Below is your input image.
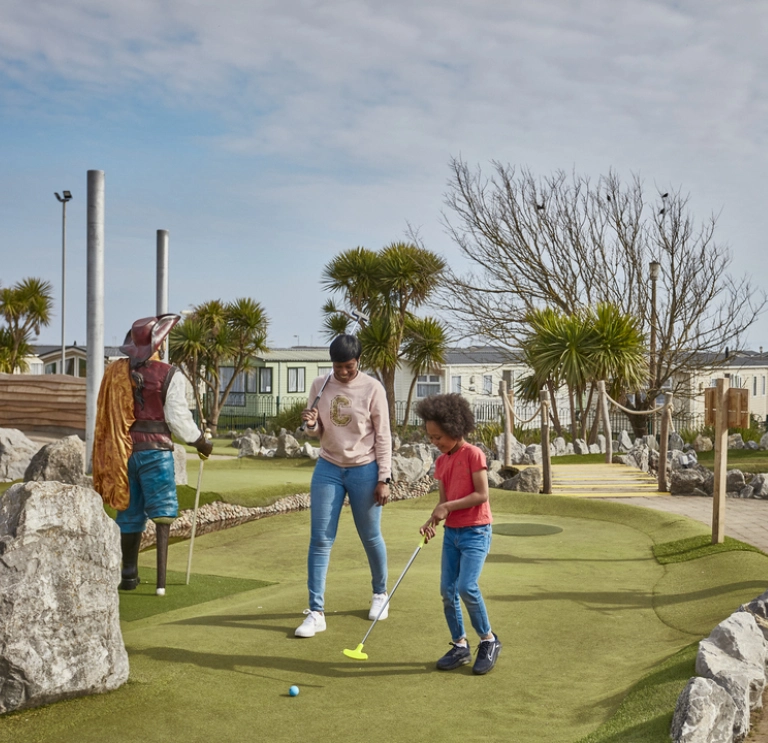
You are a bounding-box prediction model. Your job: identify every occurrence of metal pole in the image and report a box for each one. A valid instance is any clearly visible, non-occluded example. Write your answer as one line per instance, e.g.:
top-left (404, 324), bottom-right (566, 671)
top-left (156, 229), bottom-right (169, 362)
top-left (61, 199), bottom-right (67, 375)
top-left (85, 170), bottom-right (105, 473)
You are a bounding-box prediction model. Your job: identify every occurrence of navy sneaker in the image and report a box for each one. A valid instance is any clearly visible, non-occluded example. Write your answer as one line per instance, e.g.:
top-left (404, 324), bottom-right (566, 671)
top-left (436, 642), bottom-right (472, 671)
top-left (472, 634), bottom-right (502, 675)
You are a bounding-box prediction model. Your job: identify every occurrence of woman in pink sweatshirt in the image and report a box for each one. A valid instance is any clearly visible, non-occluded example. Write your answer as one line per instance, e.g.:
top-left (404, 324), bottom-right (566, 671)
top-left (295, 334), bottom-right (392, 638)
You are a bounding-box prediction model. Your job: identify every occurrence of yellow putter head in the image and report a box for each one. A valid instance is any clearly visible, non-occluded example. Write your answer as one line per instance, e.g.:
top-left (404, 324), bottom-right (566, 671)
top-left (343, 644), bottom-right (368, 660)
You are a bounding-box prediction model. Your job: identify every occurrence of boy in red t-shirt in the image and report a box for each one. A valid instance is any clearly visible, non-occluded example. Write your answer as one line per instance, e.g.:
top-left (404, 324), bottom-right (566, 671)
top-left (416, 393), bottom-right (501, 675)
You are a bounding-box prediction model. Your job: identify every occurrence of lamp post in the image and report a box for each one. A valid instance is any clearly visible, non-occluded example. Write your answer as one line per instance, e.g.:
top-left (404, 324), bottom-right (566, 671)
top-left (54, 190), bottom-right (73, 375)
top-left (649, 260), bottom-right (660, 434)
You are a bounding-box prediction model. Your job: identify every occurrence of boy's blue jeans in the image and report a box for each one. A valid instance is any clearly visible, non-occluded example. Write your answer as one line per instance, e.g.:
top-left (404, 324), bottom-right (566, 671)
top-left (307, 457), bottom-right (388, 612)
top-left (441, 524), bottom-right (492, 641)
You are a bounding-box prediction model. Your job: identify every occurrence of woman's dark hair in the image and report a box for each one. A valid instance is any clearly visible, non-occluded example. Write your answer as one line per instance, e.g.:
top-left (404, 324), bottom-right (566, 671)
top-left (415, 393), bottom-right (475, 439)
top-left (329, 334), bottom-right (362, 362)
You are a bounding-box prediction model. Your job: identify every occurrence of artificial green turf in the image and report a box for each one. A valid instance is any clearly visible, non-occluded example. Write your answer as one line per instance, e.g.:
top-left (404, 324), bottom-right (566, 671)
top-left (192, 455), bottom-right (315, 508)
top-left (574, 643), bottom-right (698, 743)
top-left (654, 533), bottom-right (764, 564)
top-left (5, 493), bottom-right (767, 743)
top-left (119, 566), bottom-right (274, 622)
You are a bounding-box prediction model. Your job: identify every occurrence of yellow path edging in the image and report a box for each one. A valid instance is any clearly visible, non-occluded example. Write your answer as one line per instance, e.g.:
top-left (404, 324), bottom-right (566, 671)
top-left (550, 463), bottom-right (663, 498)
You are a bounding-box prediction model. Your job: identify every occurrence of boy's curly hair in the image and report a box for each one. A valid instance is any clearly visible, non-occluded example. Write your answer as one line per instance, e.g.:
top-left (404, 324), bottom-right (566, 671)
top-left (415, 393), bottom-right (475, 439)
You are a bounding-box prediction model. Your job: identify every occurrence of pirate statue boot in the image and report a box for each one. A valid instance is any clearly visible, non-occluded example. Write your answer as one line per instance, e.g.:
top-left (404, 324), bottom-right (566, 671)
top-left (155, 520), bottom-right (172, 596)
top-left (119, 532), bottom-right (142, 590)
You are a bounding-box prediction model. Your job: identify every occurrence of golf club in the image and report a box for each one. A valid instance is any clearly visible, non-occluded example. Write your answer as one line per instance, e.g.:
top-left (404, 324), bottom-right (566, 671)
top-left (185, 429), bottom-right (211, 585)
top-left (343, 535), bottom-right (427, 660)
top-left (299, 370), bottom-right (333, 432)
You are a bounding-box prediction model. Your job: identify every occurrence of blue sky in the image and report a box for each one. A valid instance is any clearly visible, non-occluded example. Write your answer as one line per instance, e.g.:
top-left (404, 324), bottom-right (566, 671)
top-left (1, 0), bottom-right (767, 350)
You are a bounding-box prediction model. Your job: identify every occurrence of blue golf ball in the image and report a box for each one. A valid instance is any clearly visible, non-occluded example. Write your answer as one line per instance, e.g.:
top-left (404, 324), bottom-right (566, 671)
top-left (289, 685), bottom-right (299, 697)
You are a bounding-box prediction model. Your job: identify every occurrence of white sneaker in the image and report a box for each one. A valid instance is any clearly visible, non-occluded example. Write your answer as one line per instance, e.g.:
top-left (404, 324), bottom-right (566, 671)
top-left (295, 610), bottom-right (326, 638)
top-left (369, 593), bottom-right (389, 621)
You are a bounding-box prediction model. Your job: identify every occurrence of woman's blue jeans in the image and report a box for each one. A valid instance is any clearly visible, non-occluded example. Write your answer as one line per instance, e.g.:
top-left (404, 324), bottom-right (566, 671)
top-left (441, 524), bottom-right (492, 641)
top-left (307, 457), bottom-right (387, 612)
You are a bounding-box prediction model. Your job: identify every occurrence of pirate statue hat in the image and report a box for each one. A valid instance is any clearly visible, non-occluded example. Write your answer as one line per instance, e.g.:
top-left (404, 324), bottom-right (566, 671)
top-left (119, 314), bottom-right (180, 367)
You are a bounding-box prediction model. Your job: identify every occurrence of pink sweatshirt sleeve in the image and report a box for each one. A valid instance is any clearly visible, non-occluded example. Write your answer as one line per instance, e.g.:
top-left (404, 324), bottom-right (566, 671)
top-left (370, 382), bottom-right (392, 481)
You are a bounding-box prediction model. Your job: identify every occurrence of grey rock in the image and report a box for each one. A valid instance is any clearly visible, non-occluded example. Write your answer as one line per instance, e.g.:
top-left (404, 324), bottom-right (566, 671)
top-left (500, 467), bottom-right (542, 493)
top-left (693, 434), bottom-right (714, 453)
top-left (747, 474), bottom-right (768, 499)
top-left (738, 486), bottom-right (754, 499)
top-left (391, 434), bottom-right (401, 451)
top-left (23, 435), bottom-right (87, 486)
top-left (0, 481), bottom-right (129, 714)
top-left (597, 434), bottom-right (606, 453)
top-left (670, 676), bottom-right (737, 743)
top-left (746, 441), bottom-right (759, 451)
top-left (729, 434), bottom-right (745, 450)
top-left (173, 443), bottom-right (187, 486)
top-left (261, 434), bottom-right (279, 449)
top-left (392, 455), bottom-right (429, 484)
top-left (726, 470), bottom-right (747, 496)
top-left (276, 432), bottom-right (301, 458)
top-left (669, 432), bottom-right (685, 451)
top-left (573, 438), bottom-right (589, 455)
top-left (237, 433), bottom-right (263, 458)
top-left (525, 444), bottom-right (542, 465)
top-left (0, 428), bottom-right (40, 482)
top-left (552, 437), bottom-right (567, 456)
top-left (618, 430), bottom-right (633, 452)
top-left (300, 442), bottom-right (319, 460)
top-left (695, 612), bottom-right (767, 740)
top-left (494, 434), bottom-right (527, 464)
top-left (671, 465), bottom-right (715, 496)
top-left (588, 443), bottom-right (600, 454)
top-left (642, 434), bottom-right (658, 451)
top-left (760, 433), bottom-right (768, 451)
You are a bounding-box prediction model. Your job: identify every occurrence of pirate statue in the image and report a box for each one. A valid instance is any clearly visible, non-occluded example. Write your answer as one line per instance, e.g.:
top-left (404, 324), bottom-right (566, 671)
top-left (93, 314), bottom-right (213, 596)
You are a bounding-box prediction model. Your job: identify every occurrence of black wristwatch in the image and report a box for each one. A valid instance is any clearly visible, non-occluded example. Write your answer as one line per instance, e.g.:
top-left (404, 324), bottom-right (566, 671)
top-left (379, 478), bottom-right (391, 485)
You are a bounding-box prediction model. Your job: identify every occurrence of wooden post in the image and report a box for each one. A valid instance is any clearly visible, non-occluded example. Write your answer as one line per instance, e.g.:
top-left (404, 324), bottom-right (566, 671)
top-left (657, 392), bottom-right (672, 492)
top-left (712, 378), bottom-right (729, 544)
top-left (499, 380), bottom-right (512, 467)
top-left (540, 388), bottom-right (552, 494)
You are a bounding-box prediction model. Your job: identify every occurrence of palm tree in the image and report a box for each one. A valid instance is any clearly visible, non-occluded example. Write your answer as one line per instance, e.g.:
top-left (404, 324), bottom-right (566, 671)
top-left (516, 303), bottom-right (646, 440)
top-left (0, 278), bottom-right (53, 373)
top-left (400, 316), bottom-right (448, 426)
top-left (169, 298), bottom-right (269, 433)
top-left (321, 242), bottom-right (447, 429)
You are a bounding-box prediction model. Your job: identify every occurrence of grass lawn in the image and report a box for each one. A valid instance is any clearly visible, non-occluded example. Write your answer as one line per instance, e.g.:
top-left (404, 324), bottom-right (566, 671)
top-left (2, 483), bottom-right (766, 743)
top-left (696, 447), bottom-right (768, 475)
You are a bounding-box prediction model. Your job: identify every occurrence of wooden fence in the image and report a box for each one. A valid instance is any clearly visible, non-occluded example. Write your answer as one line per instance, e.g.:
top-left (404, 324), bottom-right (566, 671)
top-left (0, 374), bottom-right (86, 436)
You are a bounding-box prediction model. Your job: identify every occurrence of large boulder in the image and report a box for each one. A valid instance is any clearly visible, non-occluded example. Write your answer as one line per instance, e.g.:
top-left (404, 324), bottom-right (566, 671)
top-left (392, 444), bottom-right (436, 483)
top-left (237, 433), bottom-right (263, 458)
top-left (746, 474), bottom-right (768, 499)
top-left (494, 434), bottom-right (527, 464)
top-left (669, 432), bottom-right (685, 452)
top-left (525, 444), bottom-right (542, 465)
top-left (670, 676), bottom-right (737, 743)
top-left (728, 434), bottom-right (745, 450)
top-left (695, 612), bottom-right (767, 741)
top-left (276, 432), bottom-right (301, 458)
top-left (693, 434), bottom-right (714, 453)
top-left (0, 481), bottom-right (129, 714)
top-left (551, 436), bottom-right (567, 456)
top-left (0, 428), bottom-right (40, 482)
top-left (671, 465), bottom-right (714, 496)
top-left (573, 438), bottom-right (589, 455)
top-left (500, 467), bottom-right (542, 493)
top-left (23, 435), bottom-right (87, 486)
top-left (760, 433), bottom-right (768, 451)
top-left (726, 470), bottom-right (747, 497)
top-left (617, 430), bottom-right (634, 452)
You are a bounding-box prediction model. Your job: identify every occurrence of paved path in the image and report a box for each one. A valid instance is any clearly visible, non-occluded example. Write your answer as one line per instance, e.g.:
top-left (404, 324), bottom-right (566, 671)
top-left (549, 462), bottom-right (768, 553)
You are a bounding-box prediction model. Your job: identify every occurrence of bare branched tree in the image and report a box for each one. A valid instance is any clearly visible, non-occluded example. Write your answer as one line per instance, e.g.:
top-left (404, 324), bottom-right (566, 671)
top-left (441, 158), bottom-right (766, 434)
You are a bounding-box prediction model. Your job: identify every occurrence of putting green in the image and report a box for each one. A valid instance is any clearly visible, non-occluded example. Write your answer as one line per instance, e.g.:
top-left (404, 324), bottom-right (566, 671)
top-left (2, 493), bottom-right (766, 743)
